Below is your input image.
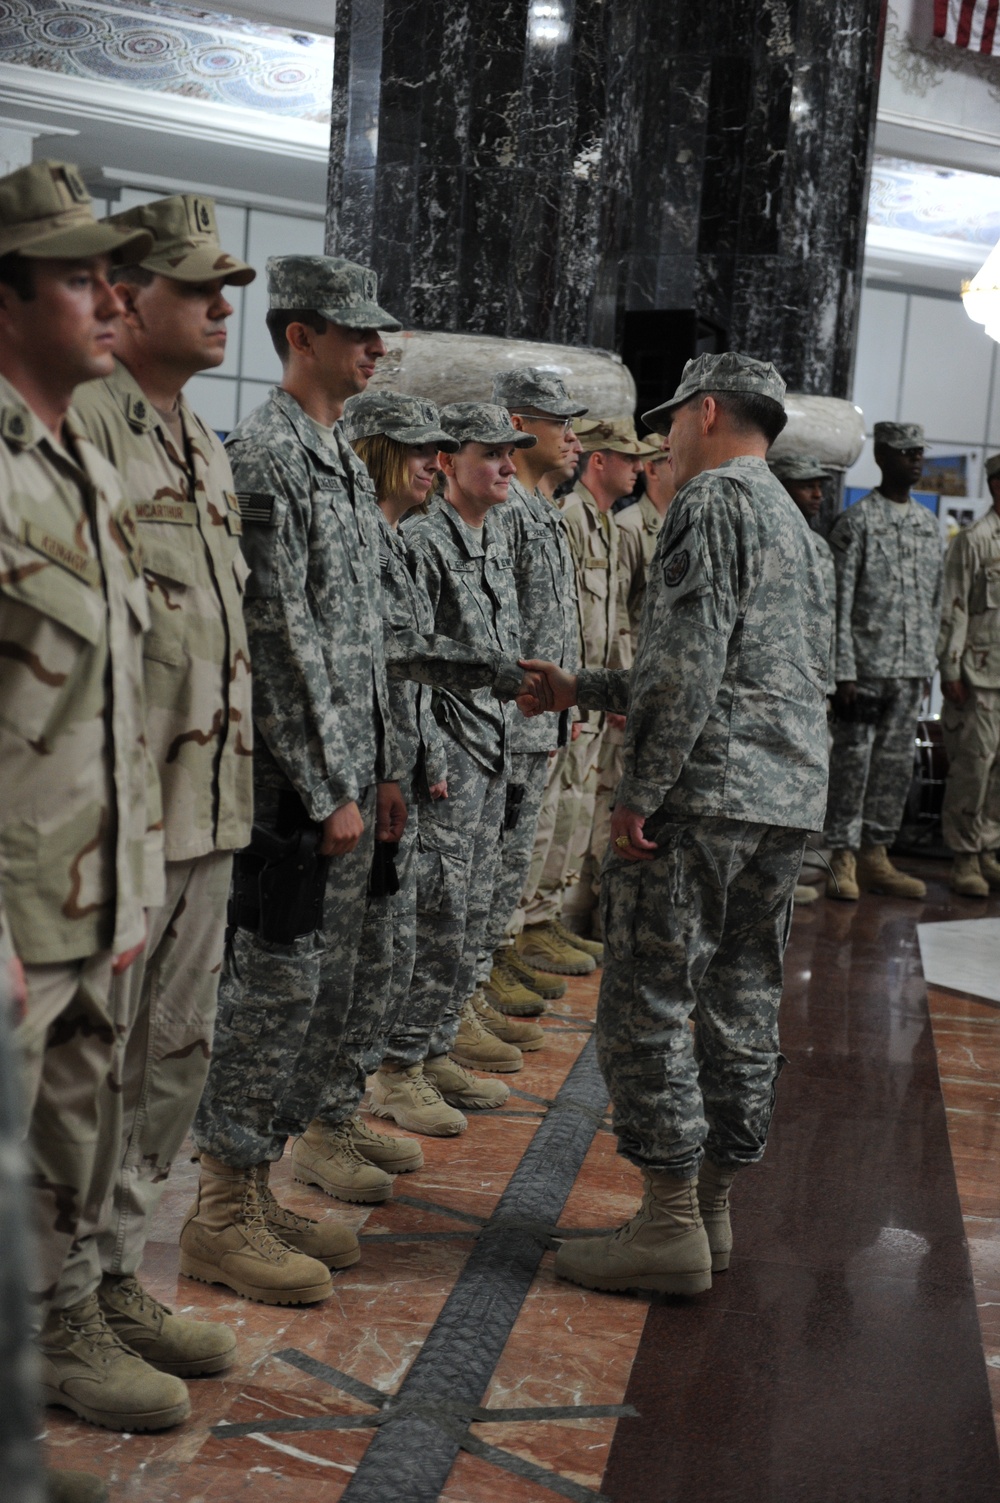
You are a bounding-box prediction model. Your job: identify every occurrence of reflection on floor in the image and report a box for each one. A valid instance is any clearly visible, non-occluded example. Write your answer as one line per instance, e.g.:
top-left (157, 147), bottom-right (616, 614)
top-left (42, 862), bottom-right (1000, 1501)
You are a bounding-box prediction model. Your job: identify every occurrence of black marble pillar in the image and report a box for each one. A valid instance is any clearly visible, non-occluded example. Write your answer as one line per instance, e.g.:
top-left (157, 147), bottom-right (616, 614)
top-left (327, 0), bottom-right (887, 394)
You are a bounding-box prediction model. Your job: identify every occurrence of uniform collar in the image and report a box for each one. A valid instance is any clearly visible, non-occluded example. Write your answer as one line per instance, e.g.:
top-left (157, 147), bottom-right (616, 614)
top-left (270, 386), bottom-right (348, 470)
top-left (639, 494), bottom-right (663, 531)
top-left (0, 372), bottom-right (45, 453)
top-left (434, 495), bottom-right (489, 558)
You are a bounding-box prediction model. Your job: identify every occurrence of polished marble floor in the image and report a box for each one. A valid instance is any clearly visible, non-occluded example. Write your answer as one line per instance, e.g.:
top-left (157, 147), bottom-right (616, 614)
top-left (43, 861), bottom-right (1000, 1501)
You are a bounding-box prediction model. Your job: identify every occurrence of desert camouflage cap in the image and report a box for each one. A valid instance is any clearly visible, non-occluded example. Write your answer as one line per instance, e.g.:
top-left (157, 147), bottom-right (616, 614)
top-left (641, 431), bottom-right (670, 456)
top-left (986, 453), bottom-right (1000, 480)
top-left (439, 402), bottom-right (537, 448)
top-left (105, 194), bottom-right (255, 286)
top-left (266, 254), bottom-right (401, 330)
top-left (0, 159), bottom-right (153, 263)
top-left (643, 351), bottom-right (786, 432)
top-left (577, 416), bottom-right (660, 455)
top-left (491, 366), bottom-right (588, 418)
top-left (342, 391), bottom-right (459, 451)
top-left (769, 454), bottom-right (830, 482)
top-left (873, 421), bottom-right (925, 451)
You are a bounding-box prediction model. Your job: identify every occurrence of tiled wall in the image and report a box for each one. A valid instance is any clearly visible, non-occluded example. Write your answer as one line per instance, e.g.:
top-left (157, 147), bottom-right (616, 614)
top-left (848, 281), bottom-right (1000, 511)
top-left (93, 184), bottom-right (325, 432)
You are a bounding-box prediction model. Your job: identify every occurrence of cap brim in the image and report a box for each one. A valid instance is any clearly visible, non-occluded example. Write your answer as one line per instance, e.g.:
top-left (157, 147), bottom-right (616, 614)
top-left (641, 396), bottom-right (686, 433)
top-left (143, 243), bottom-right (256, 286)
top-left (21, 223), bottom-right (154, 265)
top-left (389, 425), bottom-right (460, 451)
top-left (515, 398), bottom-right (590, 418)
top-left (317, 302), bottom-right (402, 332)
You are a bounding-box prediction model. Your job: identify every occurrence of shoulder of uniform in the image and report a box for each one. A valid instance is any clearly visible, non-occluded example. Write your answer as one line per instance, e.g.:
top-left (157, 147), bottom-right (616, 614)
top-left (0, 376), bottom-right (42, 452)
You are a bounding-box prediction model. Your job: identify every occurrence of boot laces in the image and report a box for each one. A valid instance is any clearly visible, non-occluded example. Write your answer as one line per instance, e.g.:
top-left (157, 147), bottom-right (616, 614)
top-left (239, 1180), bottom-right (299, 1260)
top-left (473, 992), bottom-right (505, 1025)
top-left (61, 1297), bottom-right (132, 1357)
top-left (405, 1070), bottom-right (450, 1108)
top-left (321, 1121), bottom-right (369, 1168)
top-left (460, 999), bottom-right (489, 1040)
top-left (256, 1174), bottom-right (318, 1234)
top-left (108, 1275), bottom-right (171, 1326)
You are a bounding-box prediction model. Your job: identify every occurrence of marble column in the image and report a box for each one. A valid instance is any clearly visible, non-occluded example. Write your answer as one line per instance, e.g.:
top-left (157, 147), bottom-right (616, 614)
top-left (326, 0), bottom-right (646, 350)
top-left (625, 0), bottom-right (888, 398)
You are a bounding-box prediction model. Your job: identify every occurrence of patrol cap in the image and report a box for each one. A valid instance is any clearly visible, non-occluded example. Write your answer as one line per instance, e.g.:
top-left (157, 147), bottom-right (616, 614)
top-left (769, 454), bottom-right (830, 483)
top-left (577, 416), bottom-right (660, 456)
top-left (343, 391), bottom-right (459, 451)
top-left (266, 254), bottom-right (401, 331)
top-left (986, 453), bottom-right (1000, 481)
top-left (641, 432), bottom-right (670, 457)
top-left (104, 194), bottom-right (255, 286)
top-left (873, 421), bottom-right (925, 451)
top-left (0, 160), bottom-right (153, 264)
top-left (439, 402), bottom-right (537, 448)
top-left (491, 366), bottom-right (588, 418)
top-left (643, 352), bottom-right (786, 433)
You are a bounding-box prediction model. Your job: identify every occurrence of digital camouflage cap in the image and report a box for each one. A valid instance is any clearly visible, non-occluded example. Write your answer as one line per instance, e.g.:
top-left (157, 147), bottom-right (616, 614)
top-left (643, 351), bottom-right (786, 433)
top-left (438, 402), bottom-right (537, 448)
top-left (104, 194), bottom-right (255, 285)
top-left (343, 391), bottom-right (459, 451)
top-left (769, 454), bottom-right (830, 483)
top-left (491, 366), bottom-right (588, 418)
top-left (0, 159), bottom-right (153, 263)
top-left (266, 254), bottom-right (401, 331)
top-left (576, 416), bottom-right (660, 456)
top-left (873, 421), bottom-right (925, 451)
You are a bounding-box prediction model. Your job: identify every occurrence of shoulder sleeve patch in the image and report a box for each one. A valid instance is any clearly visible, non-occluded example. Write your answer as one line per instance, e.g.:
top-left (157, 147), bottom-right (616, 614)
top-left (236, 492), bottom-right (277, 526)
top-left (663, 548), bottom-right (690, 588)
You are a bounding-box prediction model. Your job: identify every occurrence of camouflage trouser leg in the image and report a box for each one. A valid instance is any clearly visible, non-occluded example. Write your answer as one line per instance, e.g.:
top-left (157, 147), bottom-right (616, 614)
top-left (941, 687), bottom-right (1000, 854)
top-left (193, 786), bottom-right (375, 1167)
top-left (314, 872), bottom-right (394, 1127)
top-left (597, 816), bottom-right (804, 1178)
top-left (360, 807), bottom-right (419, 1077)
top-left (16, 953), bottom-right (116, 1309)
top-left (476, 750), bottom-right (550, 982)
top-left (52, 853), bottom-right (233, 1295)
top-left (518, 746), bottom-right (567, 928)
top-left (824, 676), bottom-right (924, 850)
top-left (0, 953), bottom-right (44, 1503)
top-left (525, 728), bottom-right (601, 925)
top-left (385, 737), bottom-right (504, 1066)
top-left (566, 725), bottom-right (623, 927)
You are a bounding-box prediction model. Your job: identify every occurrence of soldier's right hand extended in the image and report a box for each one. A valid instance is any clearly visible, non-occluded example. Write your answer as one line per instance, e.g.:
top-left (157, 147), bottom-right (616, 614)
top-left (941, 679), bottom-right (969, 708)
top-left (833, 680), bottom-right (857, 716)
top-left (321, 800), bottom-right (364, 857)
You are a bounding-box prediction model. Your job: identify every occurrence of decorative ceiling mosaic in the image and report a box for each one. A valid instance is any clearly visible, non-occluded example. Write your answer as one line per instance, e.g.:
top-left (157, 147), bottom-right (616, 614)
top-left (869, 155), bottom-right (1000, 247)
top-left (0, 0), bottom-right (334, 120)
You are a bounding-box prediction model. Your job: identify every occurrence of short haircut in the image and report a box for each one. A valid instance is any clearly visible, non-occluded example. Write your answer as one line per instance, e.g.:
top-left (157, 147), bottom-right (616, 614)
top-left (706, 389), bottom-right (787, 445)
top-left (0, 252), bottom-right (35, 301)
top-left (352, 432), bottom-right (411, 505)
top-left (109, 263), bottom-right (155, 289)
top-left (265, 307), bottom-right (327, 363)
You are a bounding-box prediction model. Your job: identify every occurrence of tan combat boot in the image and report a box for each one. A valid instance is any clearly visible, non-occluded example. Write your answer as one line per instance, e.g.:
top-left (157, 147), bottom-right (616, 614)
top-left (502, 947), bottom-right (567, 1000)
top-left (857, 844), bottom-right (927, 900)
top-left (370, 1062), bottom-right (468, 1136)
top-left (552, 918), bottom-right (603, 964)
top-left (472, 988), bottom-right (544, 1051)
top-left (39, 1293), bottom-right (191, 1431)
top-left (292, 1120), bottom-right (393, 1203)
top-left (826, 848), bottom-right (859, 901)
top-left (98, 1272), bottom-right (236, 1377)
top-left (516, 921), bottom-right (595, 976)
top-left (554, 1172), bottom-right (712, 1296)
top-left (793, 883), bottom-right (819, 905)
top-left (424, 1052), bottom-right (511, 1110)
top-left (484, 953), bottom-right (547, 1016)
top-left (979, 850), bottom-right (1000, 891)
top-left (451, 995), bottom-right (524, 1073)
top-left (254, 1162), bottom-right (360, 1268)
top-left (351, 1112), bottom-right (424, 1172)
top-left (697, 1158), bottom-right (738, 1273)
top-left (179, 1153), bottom-right (332, 1305)
top-left (950, 852), bottom-right (989, 898)
top-left (46, 1470), bottom-right (109, 1503)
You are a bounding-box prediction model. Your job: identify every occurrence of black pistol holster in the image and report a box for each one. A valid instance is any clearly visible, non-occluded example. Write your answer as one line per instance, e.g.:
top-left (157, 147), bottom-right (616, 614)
top-left (504, 783), bottom-right (526, 832)
top-left (229, 821), bottom-right (330, 946)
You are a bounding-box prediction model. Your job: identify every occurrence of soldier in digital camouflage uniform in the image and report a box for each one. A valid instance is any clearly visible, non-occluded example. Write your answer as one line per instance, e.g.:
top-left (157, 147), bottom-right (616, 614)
top-left (519, 354), bottom-right (830, 1296)
top-left (823, 421), bottom-right (942, 902)
top-left (615, 431), bottom-right (675, 650)
top-left (340, 392), bottom-right (533, 1135)
top-left (479, 367), bottom-right (586, 1020)
top-left (770, 454), bottom-right (837, 905)
top-left (378, 403), bottom-right (533, 1113)
top-left (937, 452), bottom-right (1000, 897)
top-left (185, 255), bottom-right (408, 1302)
top-left (68, 193), bottom-right (256, 1380)
top-left (0, 161), bottom-right (192, 1445)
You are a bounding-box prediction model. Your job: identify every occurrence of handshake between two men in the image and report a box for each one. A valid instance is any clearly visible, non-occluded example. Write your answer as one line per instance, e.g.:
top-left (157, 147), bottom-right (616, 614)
top-left (512, 660), bottom-right (658, 863)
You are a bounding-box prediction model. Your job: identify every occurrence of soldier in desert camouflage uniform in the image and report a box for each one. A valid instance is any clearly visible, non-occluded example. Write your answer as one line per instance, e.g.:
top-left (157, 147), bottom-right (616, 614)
top-left (0, 161), bottom-right (191, 1443)
top-left (616, 431), bottom-right (675, 648)
top-left (520, 354), bottom-right (830, 1297)
top-left (185, 255), bottom-right (407, 1302)
top-left (823, 422), bottom-right (942, 902)
top-left (937, 453), bottom-right (1000, 897)
top-left (70, 193), bottom-right (256, 1378)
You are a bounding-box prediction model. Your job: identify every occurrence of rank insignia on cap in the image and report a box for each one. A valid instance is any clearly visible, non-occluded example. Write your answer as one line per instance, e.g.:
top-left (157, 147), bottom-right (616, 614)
top-left (60, 164), bottom-right (89, 203)
top-left (663, 548), bottom-right (690, 587)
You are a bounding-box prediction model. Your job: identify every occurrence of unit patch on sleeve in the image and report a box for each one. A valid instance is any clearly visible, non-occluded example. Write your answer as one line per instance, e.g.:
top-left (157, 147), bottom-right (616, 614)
top-left (663, 548), bottom-right (690, 588)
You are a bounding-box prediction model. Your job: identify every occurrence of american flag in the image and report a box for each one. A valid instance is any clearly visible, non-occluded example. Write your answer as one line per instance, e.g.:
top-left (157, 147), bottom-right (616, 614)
top-left (934, 0), bottom-right (1000, 53)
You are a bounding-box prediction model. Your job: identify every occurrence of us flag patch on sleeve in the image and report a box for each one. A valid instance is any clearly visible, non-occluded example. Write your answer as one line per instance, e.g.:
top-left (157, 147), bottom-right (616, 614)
top-left (236, 492), bottom-right (276, 525)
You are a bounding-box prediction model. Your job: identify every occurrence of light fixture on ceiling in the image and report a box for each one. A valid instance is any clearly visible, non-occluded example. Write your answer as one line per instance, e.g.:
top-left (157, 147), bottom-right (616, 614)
top-left (963, 242), bottom-right (1000, 343)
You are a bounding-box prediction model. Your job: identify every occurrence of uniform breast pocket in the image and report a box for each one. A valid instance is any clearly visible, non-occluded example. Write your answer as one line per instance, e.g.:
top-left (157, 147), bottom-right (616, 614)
top-left (0, 564), bottom-right (102, 743)
top-left (581, 561), bottom-right (610, 600)
top-left (313, 482), bottom-right (361, 584)
top-left (140, 537), bottom-right (197, 667)
top-left (984, 564), bottom-right (1000, 610)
